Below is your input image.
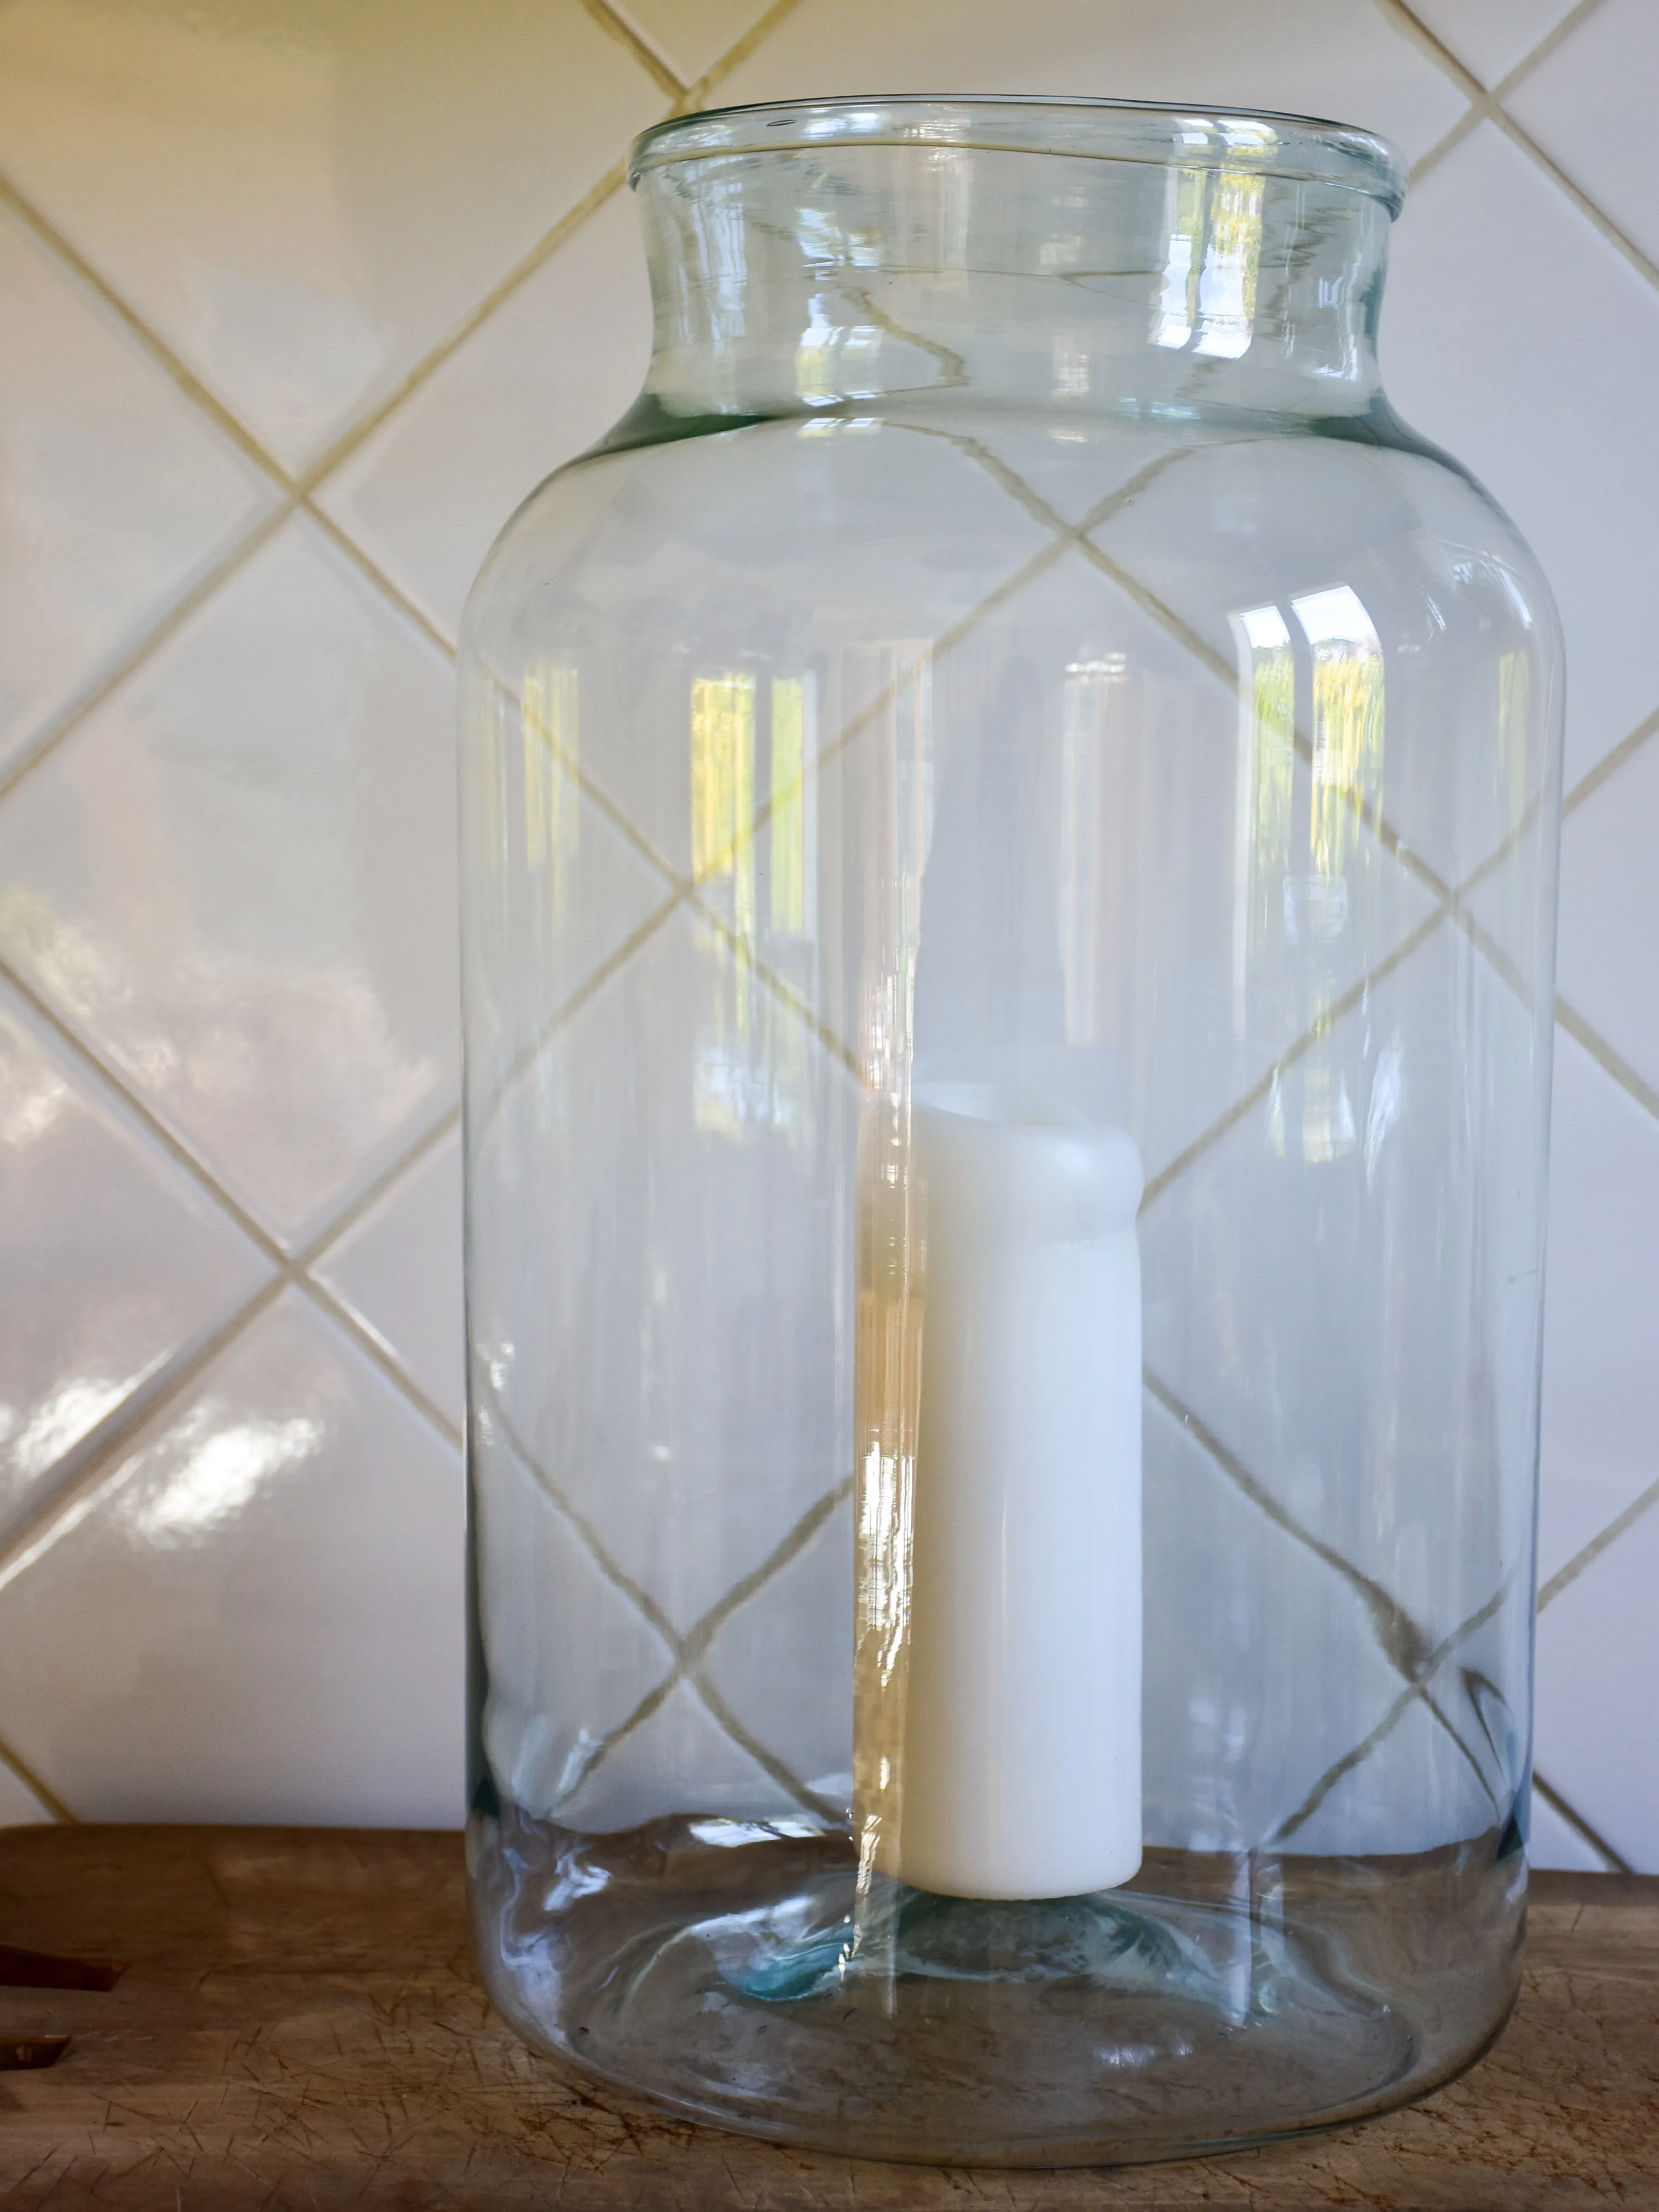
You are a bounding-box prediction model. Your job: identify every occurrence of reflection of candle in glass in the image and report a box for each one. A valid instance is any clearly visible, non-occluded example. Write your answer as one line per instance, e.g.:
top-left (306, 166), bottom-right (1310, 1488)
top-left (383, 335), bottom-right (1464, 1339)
top-left (873, 1085), bottom-right (1144, 1901)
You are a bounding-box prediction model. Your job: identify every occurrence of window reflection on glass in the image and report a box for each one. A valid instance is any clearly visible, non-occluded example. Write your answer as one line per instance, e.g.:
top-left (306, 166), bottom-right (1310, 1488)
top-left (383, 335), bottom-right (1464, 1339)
top-left (1154, 139), bottom-right (1269, 359)
top-left (1230, 584), bottom-right (1385, 1164)
top-left (690, 670), bottom-right (826, 1144)
top-left (1154, 166), bottom-right (1208, 351)
top-left (1292, 583), bottom-right (1385, 884)
top-left (769, 676), bottom-right (811, 941)
top-left (1058, 654), bottom-right (1129, 1046)
top-left (1228, 606), bottom-right (1296, 1037)
top-left (1195, 169), bottom-right (1265, 360)
top-left (691, 670), bottom-right (758, 1138)
top-left (521, 664), bottom-right (578, 900)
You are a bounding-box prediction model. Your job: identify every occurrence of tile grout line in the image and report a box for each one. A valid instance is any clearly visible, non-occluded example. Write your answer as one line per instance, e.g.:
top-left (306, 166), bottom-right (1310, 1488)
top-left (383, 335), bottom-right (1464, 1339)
top-left (1556, 995), bottom-right (1659, 1125)
top-left (1392, 0), bottom-right (1605, 182)
top-left (0, 1071), bottom-right (465, 1597)
top-left (295, 163), bottom-right (632, 494)
top-left (486, 1379), bottom-right (842, 1821)
top-left (1, 0), bottom-right (813, 533)
top-left (0, 499), bottom-right (296, 808)
top-left (1395, 0), bottom-right (1659, 306)
top-left (0, 170), bottom-right (293, 490)
top-left (1145, 1368), bottom-right (1502, 1811)
top-left (0, 1736), bottom-right (76, 1827)
top-left (1532, 1769), bottom-right (1632, 1874)
top-left (0, 1273), bottom-right (294, 1600)
top-left (1272, 1579), bottom-right (1513, 1844)
top-left (1490, 106), bottom-right (1659, 293)
top-left (1538, 1469), bottom-right (1659, 1615)
top-left (1562, 702), bottom-right (1659, 820)
top-left (577, 0), bottom-right (686, 100)
top-left (0, 956), bottom-right (285, 1265)
top-left (299, 1277), bottom-right (463, 1452)
top-left (295, 0), bottom-right (812, 495)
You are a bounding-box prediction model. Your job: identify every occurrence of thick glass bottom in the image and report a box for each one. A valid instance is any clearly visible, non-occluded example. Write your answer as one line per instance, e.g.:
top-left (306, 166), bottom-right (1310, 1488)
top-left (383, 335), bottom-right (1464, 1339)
top-left (469, 1804), bottom-right (1525, 2166)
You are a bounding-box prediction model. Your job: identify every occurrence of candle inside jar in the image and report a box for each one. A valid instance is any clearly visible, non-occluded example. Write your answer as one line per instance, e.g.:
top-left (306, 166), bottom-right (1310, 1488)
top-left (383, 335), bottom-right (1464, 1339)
top-left (857, 1084), bottom-right (1144, 1901)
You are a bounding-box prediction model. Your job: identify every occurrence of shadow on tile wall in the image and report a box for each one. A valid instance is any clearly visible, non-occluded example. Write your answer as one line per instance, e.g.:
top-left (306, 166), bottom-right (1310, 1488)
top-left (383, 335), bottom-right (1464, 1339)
top-left (0, 0), bottom-right (1655, 1864)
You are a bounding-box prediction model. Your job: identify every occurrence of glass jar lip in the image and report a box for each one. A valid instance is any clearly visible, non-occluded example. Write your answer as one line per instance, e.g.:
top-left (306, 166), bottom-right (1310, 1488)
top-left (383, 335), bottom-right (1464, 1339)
top-left (629, 95), bottom-right (1406, 215)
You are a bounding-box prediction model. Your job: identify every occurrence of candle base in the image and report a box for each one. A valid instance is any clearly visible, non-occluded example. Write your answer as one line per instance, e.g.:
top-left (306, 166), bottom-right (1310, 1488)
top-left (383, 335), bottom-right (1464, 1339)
top-left (473, 1804), bottom-right (1524, 2166)
top-left (727, 1880), bottom-right (1229, 2005)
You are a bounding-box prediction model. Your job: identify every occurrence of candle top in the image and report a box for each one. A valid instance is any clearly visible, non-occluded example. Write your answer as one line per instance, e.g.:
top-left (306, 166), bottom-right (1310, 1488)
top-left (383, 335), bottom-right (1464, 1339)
top-left (912, 1084), bottom-right (1144, 1240)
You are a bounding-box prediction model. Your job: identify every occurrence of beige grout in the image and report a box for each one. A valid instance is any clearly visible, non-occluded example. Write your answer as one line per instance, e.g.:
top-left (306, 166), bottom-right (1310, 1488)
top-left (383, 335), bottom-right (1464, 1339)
top-left (0, 499), bottom-right (296, 807)
top-left (296, 163), bottom-right (633, 496)
top-left (1145, 1369), bottom-right (1502, 1811)
top-left (299, 0), bottom-right (810, 497)
top-left (1489, 105), bottom-right (1659, 292)
top-left (1398, 0), bottom-right (1606, 184)
top-left (578, 0), bottom-right (686, 100)
top-left (1272, 1577), bottom-right (1513, 1844)
top-left (1556, 995), bottom-right (1659, 1124)
top-left (299, 1277), bottom-right (463, 1453)
top-left (487, 1377), bottom-right (846, 1823)
top-left (301, 499), bottom-right (458, 663)
top-left (1397, 0), bottom-right (1659, 310)
top-left (0, 1736), bottom-right (76, 1827)
top-left (1563, 703), bottom-right (1659, 820)
top-left (0, 171), bottom-right (293, 491)
top-left (0, 955), bottom-right (285, 1265)
top-left (1538, 1469), bottom-right (1659, 1616)
top-left (1532, 1768), bottom-right (1632, 1874)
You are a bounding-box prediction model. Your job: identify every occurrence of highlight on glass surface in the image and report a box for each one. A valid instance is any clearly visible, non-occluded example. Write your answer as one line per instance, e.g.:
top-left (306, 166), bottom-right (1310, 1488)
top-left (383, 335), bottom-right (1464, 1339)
top-left (457, 95), bottom-right (1564, 2165)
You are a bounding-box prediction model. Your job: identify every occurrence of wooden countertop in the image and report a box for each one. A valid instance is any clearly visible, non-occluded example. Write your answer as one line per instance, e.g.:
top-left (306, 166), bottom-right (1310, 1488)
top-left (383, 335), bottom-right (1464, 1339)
top-left (0, 1827), bottom-right (1652, 2208)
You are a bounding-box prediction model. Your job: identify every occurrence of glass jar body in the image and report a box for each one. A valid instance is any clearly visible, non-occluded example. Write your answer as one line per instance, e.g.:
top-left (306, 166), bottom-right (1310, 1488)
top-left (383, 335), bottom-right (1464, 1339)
top-left (459, 103), bottom-right (1562, 2166)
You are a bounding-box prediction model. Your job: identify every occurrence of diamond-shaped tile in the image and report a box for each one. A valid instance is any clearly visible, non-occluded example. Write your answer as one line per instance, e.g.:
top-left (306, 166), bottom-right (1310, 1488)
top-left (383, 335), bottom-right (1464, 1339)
top-left (1141, 920), bottom-right (1546, 1651)
top-left (0, 982), bottom-right (270, 1539)
top-left (1508, 0), bottom-right (1659, 270)
top-left (698, 1491), bottom-right (853, 1809)
top-left (316, 189), bottom-right (653, 646)
top-left (1535, 1028), bottom-right (1659, 1587)
top-left (1536, 1488), bottom-right (1659, 1871)
top-left (312, 1128), bottom-right (462, 1432)
top-left (473, 1425), bottom-right (677, 1821)
top-left (1556, 735), bottom-right (1659, 1104)
top-left (0, 516), bottom-right (460, 1249)
top-left (1405, 0), bottom-right (1580, 88)
top-left (473, 905), bottom-right (862, 1636)
top-left (0, 0), bottom-right (667, 474)
top-left (716, 0), bottom-right (1468, 163)
top-left (1384, 122), bottom-right (1659, 787)
top-left (0, 1289), bottom-right (464, 1824)
top-left (0, 204), bottom-right (275, 778)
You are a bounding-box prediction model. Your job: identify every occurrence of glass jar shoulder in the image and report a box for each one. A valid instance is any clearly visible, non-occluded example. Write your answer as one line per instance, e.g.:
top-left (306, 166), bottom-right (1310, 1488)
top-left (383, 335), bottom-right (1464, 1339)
top-left (462, 405), bottom-right (1557, 671)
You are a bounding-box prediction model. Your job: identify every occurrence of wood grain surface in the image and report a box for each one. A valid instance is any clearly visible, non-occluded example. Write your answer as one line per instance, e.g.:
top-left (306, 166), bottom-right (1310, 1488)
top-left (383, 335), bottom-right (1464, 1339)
top-left (0, 1826), bottom-right (1651, 2208)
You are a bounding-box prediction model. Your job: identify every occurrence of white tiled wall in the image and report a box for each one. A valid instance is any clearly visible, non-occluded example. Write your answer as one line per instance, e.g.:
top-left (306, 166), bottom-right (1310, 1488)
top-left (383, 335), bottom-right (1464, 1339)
top-left (0, 0), bottom-right (1653, 1866)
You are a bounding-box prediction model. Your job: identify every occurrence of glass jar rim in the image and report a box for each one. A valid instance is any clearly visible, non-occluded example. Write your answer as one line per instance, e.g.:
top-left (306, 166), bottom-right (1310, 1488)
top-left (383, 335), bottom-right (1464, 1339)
top-left (629, 95), bottom-right (1406, 215)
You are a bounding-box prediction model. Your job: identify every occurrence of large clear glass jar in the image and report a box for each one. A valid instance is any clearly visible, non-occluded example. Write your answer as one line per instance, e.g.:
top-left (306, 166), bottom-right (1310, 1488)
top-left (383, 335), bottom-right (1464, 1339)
top-left (458, 97), bottom-right (1563, 2167)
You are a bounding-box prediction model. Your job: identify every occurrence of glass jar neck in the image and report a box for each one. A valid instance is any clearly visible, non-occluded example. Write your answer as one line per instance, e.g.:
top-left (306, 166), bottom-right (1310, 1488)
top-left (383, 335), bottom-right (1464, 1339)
top-left (630, 128), bottom-right (1396, 431)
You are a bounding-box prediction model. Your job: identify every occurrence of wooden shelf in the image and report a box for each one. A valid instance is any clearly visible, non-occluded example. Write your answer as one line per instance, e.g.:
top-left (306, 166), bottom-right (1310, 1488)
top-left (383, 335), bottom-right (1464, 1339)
top-left (0, 1826), bottom-right (1652, 2206)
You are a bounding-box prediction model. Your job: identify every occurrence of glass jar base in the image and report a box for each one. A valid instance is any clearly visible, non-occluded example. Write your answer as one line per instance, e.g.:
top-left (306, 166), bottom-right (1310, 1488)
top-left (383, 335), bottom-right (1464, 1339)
top-left (471, 1806), bottom-right (1524, 2166)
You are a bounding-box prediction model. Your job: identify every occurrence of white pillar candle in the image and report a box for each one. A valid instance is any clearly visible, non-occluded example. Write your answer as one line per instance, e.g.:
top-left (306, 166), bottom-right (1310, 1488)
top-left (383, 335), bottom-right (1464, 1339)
top-left (878, 1084), bottom-right (1144, 1901)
